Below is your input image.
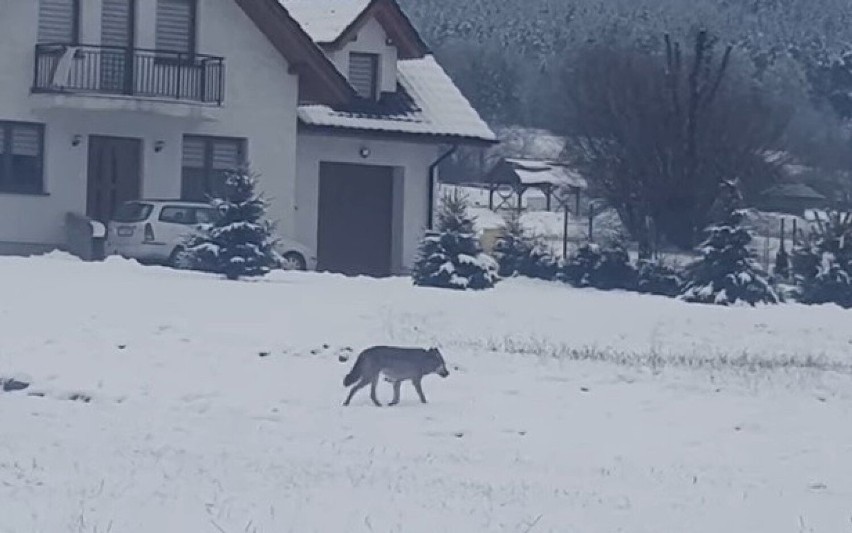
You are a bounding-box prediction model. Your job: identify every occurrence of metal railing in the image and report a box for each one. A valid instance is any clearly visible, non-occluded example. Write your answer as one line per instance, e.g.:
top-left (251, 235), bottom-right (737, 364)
top-left (33, 44), bottom-right (225, 105)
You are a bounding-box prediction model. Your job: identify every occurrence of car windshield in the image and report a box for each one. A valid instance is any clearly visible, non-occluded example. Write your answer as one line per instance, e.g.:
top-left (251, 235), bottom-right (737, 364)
top-left (112, 202), bottom-right (153, 223)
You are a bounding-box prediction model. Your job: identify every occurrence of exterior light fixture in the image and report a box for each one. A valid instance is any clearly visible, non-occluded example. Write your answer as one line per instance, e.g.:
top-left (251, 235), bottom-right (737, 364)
top-left (359, 147), bottom-right (371, 159)
top-left (154, 140), bottom-right (165, 153)
top-left (71, 135), bottom-right (82, 147)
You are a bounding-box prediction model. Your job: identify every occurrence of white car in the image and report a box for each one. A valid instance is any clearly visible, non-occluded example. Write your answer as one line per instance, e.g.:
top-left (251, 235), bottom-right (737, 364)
top-left (105, 200), bottom-right (317, 271)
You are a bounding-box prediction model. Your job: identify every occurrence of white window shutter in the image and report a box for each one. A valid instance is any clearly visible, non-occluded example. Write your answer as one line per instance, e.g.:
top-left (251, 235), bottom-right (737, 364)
top-left (182, 137), bottom-right (205, 168)
top-left (157, 0), bottom-right (194, 53)
top-left (211, 140), bottom-right (242, 170)
top-left (11, 126), bottom-right (41, 157)
top-left (38, 0), bottom-right (76, 44)
top-left (349, 53), bottom-right (379, 99)
top-left (101, 0), bottom-right (133, 48)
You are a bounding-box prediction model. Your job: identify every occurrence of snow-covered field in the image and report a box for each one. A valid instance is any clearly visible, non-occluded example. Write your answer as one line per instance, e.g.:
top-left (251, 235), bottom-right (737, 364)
top-left (1, 254), bottom-right (851, 532)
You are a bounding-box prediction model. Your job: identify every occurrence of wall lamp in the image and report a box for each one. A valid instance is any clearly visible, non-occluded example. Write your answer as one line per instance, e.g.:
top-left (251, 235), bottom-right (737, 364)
top-left (154, 140), bottom-right (165, 153)
top-left (359, 146), bottom-right (371, 159)
top-left (71, 134), bottom-right (82, 147)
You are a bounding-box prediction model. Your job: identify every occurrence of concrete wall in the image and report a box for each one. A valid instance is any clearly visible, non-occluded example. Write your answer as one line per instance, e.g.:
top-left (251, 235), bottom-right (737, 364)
top-left (295, 132), bottom-right (440, 273)
top-left (0, 0), bottom-right (299, 251)
top-left (326, 17), bottom-right (398, 94)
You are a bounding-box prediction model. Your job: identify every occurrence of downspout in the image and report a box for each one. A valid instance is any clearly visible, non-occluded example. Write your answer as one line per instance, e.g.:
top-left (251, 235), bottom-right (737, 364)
top-left (427, 145), bottom-right (458, 230)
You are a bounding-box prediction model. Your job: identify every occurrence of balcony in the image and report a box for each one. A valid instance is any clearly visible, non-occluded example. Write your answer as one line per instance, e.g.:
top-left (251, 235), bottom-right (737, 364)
top-left (32, 44), bottom-right (225, 117)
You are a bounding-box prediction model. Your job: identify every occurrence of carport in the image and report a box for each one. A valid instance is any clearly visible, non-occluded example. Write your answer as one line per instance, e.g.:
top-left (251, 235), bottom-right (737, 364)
top-left (481, 158), bottom-right (587, 213)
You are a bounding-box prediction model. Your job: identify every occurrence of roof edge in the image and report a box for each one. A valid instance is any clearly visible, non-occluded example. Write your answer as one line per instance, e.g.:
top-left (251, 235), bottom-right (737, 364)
top-left (298, 121), bottom-right (498, 147)
top-left (319, 0), bottom-right (430, 59)
top-left (234, 0), bottom-right (355, 105)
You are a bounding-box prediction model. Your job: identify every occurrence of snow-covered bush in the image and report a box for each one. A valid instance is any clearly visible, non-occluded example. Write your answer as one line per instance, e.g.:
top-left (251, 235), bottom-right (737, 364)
top-left (798, 257), bottom-right (852, 308)
top-left (559, 243), bottom-right (600, 287)
top-left (185, 169), bottom-right (280, 280)
top-left (636, 259), bottom-right (683, 297)
top-left (793, 211), bottom-right (852, 308)
top-left (559, 242), bottom-right (636, 290)
top-left (680, 209), bottom-right (779, 305)
top-left (493, 212), bottom-right (559, 280)
top-left (412, 191), bottom-right (499, 290)
top-left (594, 244), bottom-right (637, 290)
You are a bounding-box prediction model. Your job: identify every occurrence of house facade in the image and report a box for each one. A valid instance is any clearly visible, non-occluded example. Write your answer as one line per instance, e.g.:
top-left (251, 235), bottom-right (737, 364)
top-left (0, 0), bottom-right (495, 275)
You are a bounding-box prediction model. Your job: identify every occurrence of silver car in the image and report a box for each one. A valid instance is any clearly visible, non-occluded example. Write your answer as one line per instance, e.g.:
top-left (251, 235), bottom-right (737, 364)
top-left (105, 200), bottom-right (317, 271)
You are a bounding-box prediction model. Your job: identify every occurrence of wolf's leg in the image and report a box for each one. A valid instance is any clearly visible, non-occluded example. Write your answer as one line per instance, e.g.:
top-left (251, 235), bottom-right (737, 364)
top-left (343, 379), bottom-right (369, 406)
top-left (389, 381), bottom-right (402, 406)
top-left (369, 377), bottom-right (382, 407)
top-left (412, 377), bottom-right (427, 404)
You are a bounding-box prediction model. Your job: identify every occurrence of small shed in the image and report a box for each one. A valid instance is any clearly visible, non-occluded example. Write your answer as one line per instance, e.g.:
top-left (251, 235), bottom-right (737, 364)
top-left (758, 183), bottom-right (827, 215)
top-left (482, 158), bottom-right (588, 212)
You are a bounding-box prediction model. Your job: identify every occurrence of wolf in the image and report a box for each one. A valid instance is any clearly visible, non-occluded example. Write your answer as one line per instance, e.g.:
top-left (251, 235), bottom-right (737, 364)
top-left (342, 346), bottom-right (450, 407)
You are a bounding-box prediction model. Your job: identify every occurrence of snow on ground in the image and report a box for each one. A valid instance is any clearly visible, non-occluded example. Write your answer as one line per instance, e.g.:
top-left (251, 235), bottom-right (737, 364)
top-left (1, 253), bottom-right (851, 532)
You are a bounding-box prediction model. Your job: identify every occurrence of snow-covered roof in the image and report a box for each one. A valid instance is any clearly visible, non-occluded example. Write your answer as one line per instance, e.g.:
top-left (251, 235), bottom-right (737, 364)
top-left (278, 0), bottom-right (371, 43)
top-left (498, 158), bottom-right (587, 189)
top-left (761, 183), bottom-right (826, 200)
top-left (299, 56), bottom-right (496, 143)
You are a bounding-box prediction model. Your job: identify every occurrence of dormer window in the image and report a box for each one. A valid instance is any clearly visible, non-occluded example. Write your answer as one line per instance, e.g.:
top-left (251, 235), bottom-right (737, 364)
top-left (349, 52), bottom-right (379, 100)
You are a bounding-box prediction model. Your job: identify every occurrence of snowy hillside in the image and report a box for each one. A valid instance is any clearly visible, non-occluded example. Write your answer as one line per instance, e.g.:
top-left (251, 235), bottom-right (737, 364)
top-left (1, 254), bottom-right (851, 532)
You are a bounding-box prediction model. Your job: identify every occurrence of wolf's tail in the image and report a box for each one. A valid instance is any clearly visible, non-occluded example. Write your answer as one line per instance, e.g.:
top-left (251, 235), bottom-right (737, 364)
top-left (343, 352), bottom-right (365, 387)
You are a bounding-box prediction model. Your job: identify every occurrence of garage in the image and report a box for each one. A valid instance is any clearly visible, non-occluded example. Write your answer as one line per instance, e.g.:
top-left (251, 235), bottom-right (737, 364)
top-left (317, 162), bottom-right (395, 277)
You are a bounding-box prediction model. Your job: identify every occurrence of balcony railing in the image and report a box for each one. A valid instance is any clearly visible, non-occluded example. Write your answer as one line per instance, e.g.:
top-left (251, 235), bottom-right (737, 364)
top-left (33, 44), bottom-right (225, 105)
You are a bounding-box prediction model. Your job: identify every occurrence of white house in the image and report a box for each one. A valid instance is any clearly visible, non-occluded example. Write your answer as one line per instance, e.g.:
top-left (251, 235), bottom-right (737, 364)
top-left (0, 0), bottom-right (495, 276)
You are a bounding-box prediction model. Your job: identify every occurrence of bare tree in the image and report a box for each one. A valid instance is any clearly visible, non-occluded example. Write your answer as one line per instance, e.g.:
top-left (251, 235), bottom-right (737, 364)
top-left (565, 31), bottom-right (790, 253)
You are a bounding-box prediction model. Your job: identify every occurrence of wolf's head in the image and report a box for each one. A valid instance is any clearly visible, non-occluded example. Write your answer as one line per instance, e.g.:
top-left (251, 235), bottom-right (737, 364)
top-left (429, 347), bottom-right (450, 378)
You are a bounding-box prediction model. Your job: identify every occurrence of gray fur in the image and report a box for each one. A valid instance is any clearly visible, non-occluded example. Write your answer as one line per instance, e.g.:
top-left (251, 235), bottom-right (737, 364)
top-left (342, 346), bottom-right (450, 407)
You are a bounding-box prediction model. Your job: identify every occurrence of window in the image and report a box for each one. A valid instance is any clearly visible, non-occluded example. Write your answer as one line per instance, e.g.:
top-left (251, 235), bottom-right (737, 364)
top-left (0, 122), bottom-right (45, 195)
top-left (38, 0), bottom-right (80, 44)
top-left (194, 207), bottom-right (218, 224)
top-left (113, 202), bottom-right (154, 223)
top-left (156, 0), bottom-right (196, 54)
top-left (349, 53), bottom-right (379, 99)
top-left (159, 205), bottom-right (215, 225)
top-left (159, 206), bottom-right (195, 224)
top-left (181, 136), bottom-right (246, 201)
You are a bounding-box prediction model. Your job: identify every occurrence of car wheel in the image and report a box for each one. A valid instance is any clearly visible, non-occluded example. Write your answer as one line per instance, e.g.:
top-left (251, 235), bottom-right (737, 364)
top-left (280, 251), bottom-right (307, 271)
top-left (168, 247), bottom-right (193, 270)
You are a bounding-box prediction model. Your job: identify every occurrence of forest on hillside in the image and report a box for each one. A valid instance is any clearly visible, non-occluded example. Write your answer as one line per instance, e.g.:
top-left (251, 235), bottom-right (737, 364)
top-left (400, 0), bottom-right (852, 175)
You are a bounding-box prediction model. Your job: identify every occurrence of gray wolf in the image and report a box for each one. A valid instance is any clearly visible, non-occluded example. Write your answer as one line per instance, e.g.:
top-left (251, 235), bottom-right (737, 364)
top-left (342, 346), bottom-right (450, 407)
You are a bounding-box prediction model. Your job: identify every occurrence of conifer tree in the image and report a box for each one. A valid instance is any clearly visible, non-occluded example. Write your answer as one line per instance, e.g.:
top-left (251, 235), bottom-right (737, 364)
top-left (412, 191), bottom-right (499, 290)
top-left (186, 169), bottom-right (280, 280)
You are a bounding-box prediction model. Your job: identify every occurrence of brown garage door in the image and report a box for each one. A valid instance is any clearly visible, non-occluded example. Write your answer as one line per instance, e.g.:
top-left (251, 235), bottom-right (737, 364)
top-left (318, 163), bottom-right (394, 277)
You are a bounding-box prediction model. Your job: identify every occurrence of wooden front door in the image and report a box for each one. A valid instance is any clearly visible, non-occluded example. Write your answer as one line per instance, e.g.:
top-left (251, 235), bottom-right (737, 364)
top-left (87, 136), bottom-right (142, 223)
top-left (317, 163), bottom-right (394, 277)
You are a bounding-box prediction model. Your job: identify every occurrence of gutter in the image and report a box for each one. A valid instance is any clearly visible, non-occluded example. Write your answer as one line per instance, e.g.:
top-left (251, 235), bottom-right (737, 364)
top-left (427, 145), bottom-right (458, 230)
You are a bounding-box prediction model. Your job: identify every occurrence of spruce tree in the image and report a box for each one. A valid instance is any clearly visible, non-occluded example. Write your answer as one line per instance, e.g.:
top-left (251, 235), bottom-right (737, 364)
top-left (793, 210), bottom-right (852, 308)
top-left (185, 169), bottom-right (280, 280)
top-left (412, 191), bottom-right (499, 290)
top-left (680, 209), bottom-right (779, 305)
top-left (493, 211), bottom-right (530, 277)
top-left (493, 211), bottom-right (558, 279)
